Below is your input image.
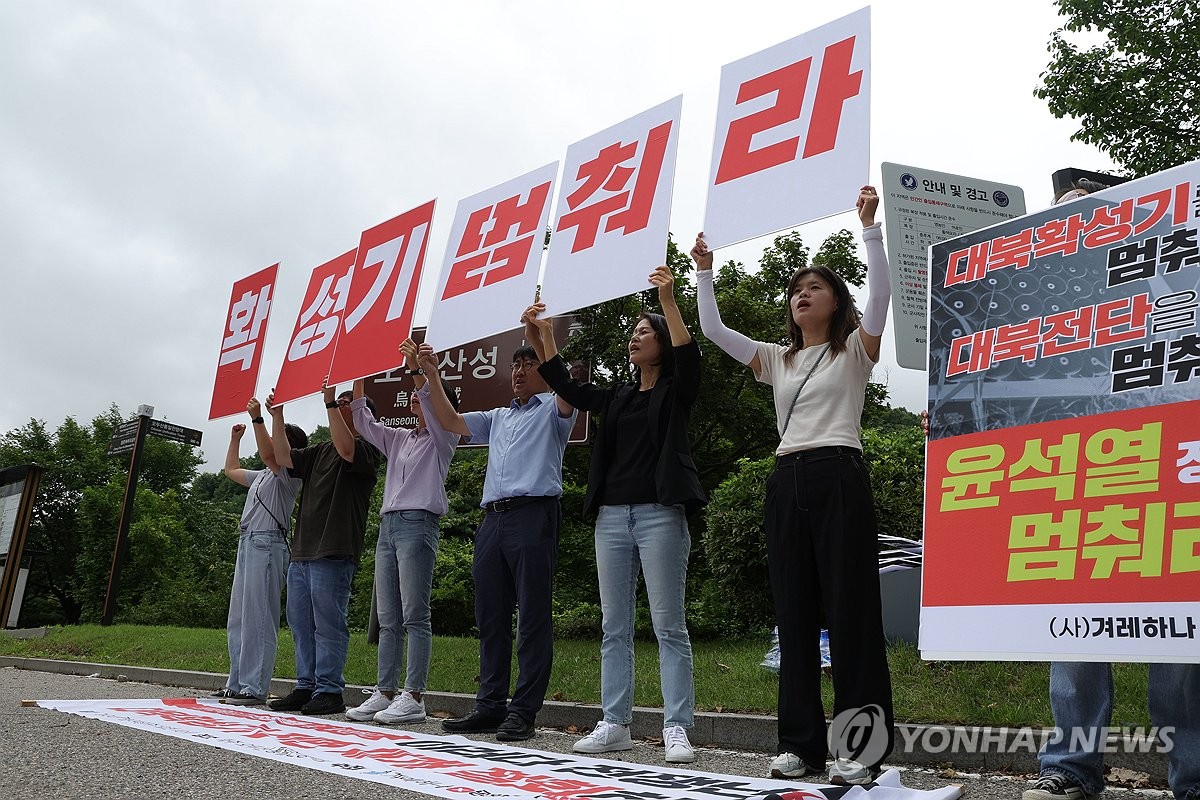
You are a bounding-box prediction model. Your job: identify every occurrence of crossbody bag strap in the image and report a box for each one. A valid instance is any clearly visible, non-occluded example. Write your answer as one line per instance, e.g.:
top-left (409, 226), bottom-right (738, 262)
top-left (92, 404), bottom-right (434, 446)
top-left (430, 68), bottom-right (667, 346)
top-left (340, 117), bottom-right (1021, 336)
top-left (779, 343), bottom-right (830, 440)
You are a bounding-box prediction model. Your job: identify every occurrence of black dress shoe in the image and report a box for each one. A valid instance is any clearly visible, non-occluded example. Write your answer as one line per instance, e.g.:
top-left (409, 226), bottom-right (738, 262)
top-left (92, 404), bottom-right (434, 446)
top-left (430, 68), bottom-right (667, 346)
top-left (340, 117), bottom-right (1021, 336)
top-left (441, 709), bottom-right (504, 733)
top-left (301, 691), bottom-right (346, 716)
top-left (268, 688), bottom-right (312, 711)
top-left (495, 712), bottom-right (534, 741)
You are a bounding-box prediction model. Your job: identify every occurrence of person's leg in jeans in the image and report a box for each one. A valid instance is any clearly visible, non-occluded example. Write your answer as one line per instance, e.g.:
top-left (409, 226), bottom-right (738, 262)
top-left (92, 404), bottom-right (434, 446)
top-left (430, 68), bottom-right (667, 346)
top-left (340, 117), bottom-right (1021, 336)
top-left (224, 532), bottom-right (251, 692)
top-left (375, 515), bottom-right (402, 693)
top-left (285, 560), bottom-right (316, 690)
top-left (595, 505), bottom-right (638, 725)
top-left (1148, 662), bottom-right (1200, 800)
top-left (1037, 661), bottom-right (1112, 796)
top-left (310, 556), bottom-right (357, 695)
top-left (633, 504), bottom-right (694, 730)
top-left (242, 530), bottom-right (289, 698)
top-left (395, 510), bottom-right (440, 693)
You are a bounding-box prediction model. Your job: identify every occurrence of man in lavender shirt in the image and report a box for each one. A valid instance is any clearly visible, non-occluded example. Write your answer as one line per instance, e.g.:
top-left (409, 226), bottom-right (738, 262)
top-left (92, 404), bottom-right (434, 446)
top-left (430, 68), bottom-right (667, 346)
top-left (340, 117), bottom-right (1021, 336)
top-left (343, 338), bottom-right (463, 725)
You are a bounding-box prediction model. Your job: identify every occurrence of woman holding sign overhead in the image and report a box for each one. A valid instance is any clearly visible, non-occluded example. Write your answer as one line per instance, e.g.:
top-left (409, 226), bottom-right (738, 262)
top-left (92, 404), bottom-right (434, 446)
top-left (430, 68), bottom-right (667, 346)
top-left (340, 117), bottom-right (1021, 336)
top-left (691, 186), bottom-right (894, 785)
top-left (521, 265), bottom-right (706, 765)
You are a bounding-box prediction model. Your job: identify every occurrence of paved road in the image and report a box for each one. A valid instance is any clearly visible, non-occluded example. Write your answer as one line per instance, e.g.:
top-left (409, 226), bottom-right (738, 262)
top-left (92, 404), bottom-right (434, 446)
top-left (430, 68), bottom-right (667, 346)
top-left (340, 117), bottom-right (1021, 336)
top-left (0, 667), bottom-right (1167, 800)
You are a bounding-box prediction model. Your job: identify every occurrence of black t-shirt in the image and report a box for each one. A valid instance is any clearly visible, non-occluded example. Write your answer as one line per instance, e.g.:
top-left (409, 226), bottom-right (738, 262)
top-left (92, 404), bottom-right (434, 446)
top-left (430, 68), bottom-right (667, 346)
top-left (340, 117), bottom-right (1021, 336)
top-left (289, 439), bottom-right (382, 563)
top-left (600, 389), bottom-right (659, 506)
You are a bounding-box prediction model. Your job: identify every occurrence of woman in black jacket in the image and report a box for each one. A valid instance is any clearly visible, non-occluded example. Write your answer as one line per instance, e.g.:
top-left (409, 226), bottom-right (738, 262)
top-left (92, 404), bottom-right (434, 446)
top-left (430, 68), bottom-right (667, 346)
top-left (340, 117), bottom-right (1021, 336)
top-left (522, 265), bottom-right (705, 764)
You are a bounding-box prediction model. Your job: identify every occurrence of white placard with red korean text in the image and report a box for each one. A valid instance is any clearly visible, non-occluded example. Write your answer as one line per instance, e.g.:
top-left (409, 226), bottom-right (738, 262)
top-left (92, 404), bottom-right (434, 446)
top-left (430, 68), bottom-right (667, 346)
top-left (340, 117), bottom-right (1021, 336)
top-left (425, 164), bottom-right (557, 351)
top-left (209, 263), bottom-right (278, 419)
top-left (539, 96), bottom-right (682, 316)
top-left (703, 7), bottom-right (871, 249)
top-left (327, 200), bottom-right (436, 386)
top-left (272, 249), bottom-right (356, 406)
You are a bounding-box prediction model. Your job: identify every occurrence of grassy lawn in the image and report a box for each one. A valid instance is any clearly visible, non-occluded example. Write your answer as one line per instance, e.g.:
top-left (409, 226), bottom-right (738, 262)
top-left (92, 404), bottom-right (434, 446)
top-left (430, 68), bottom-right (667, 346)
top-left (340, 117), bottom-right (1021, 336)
top-left (0, 624), bottom-right (1155, 728)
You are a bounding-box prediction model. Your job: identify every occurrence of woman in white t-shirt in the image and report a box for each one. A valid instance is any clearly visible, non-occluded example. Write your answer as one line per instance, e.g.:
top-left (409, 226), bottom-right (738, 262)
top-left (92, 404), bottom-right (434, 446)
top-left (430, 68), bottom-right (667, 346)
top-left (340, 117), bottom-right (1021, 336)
top-left (690, 186), bottom-right (894, 786)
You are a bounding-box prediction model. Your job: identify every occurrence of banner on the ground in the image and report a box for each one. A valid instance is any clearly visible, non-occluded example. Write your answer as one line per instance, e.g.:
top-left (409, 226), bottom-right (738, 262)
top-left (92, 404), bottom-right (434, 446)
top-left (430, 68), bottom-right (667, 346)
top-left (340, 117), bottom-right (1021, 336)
top-left (272, 249), bottom-right (357, 406)
top-left (540, 96), bottom-right (681, 317)
top-left (426, 164), bottom-right (558, 352)
top-left (920, 159), bottom-right (1200, 662)
top-left (328, 200), bottom-right (437, 386)
top-left (209, 264), bottom-right (278, 420)
top-left (702, 7), bottom-right (870, 249)
top-left (880, 164), bottom-right (1025, 370)
top-left (38, 698), bottom-right (963, 800)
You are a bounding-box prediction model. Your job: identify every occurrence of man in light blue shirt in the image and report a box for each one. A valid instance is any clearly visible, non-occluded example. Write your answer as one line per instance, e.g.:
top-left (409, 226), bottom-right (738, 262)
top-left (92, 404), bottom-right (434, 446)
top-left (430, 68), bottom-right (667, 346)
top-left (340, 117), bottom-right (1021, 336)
top-left (419, 342), bottom-right (576, 742)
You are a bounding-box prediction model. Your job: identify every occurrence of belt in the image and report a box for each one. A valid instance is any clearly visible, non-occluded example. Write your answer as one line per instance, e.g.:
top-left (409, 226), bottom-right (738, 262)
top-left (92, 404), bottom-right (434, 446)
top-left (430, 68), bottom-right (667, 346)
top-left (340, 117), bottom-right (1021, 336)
top-left (775, 445), bottom-right (861, 466)
top-left (483, 496), bottom-right (549, 513)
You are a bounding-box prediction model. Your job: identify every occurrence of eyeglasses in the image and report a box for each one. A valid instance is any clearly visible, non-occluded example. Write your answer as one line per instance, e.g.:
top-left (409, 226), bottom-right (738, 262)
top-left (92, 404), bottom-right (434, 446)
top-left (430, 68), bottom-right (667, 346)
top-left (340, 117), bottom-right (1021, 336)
top-left (336, 397), bottom-right (352, 406)
top-left (510, 359), bottom-right (540, 373)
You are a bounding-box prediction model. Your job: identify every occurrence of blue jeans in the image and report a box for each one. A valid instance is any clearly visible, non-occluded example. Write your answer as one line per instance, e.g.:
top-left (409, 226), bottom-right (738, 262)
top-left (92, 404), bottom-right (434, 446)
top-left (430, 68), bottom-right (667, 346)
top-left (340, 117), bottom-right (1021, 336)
top-left (1041, 661), bottom-right (1200, 799)
top-left (375, 510), bottom-right (439, 693)
top-left (225, 530), bottom-right (289, 698)
top-left (285, 557), bottom-right (356, 695)
top-left (595, 503), bottom-right (694, 729)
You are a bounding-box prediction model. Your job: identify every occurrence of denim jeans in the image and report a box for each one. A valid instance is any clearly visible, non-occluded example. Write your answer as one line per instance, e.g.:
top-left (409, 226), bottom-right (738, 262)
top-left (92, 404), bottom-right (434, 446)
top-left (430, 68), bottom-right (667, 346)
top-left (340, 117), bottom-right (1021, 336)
top-left (375, 509), bottom-right (439, 693)
top-left (285, 557), bottom-right (357, 695)
top-left (1041, 661), bottom-right (1200, 799)
top-left (595, 503), bottom-right (694, 729)
top-left (225, 530), bottom-right (289, 698)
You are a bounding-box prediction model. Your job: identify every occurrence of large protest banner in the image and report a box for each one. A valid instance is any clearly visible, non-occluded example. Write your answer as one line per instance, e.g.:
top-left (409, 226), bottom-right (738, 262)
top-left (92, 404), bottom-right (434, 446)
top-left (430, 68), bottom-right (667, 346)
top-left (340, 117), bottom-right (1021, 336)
top-left (920, 160), bottom-right (1200, 662)
top-left (539, 96), bottom-right (681, 317)
top-left (209, 263), bottom-right (278, 419)
top-left (272, 249), bottom-right (357, 405)
top-left (702, 7), bottom-right (870, 249)
top-left (38, 698), bottom-right (962, 800)
top-left (426, 164), bottom-right (557, 351)
top-left (327, 200), bottom-right (436, 386)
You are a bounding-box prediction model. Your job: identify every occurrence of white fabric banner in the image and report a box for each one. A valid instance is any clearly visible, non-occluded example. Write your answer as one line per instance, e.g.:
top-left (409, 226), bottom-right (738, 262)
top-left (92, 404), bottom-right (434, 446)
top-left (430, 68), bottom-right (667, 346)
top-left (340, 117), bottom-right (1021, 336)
top-left (38, 698), bottom-right (962, 800)
top-left (541, 96), bottom-right (682, 317)
top-left (426, 163), bottom-right (559, 352)
top-left (703, 7), bottom-right (871, 249)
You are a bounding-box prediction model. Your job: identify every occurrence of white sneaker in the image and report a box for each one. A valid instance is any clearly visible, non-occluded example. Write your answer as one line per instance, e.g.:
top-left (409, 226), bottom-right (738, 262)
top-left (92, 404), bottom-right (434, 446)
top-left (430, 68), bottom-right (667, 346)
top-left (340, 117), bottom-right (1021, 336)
top-left (374, 690), bottom-right (426, 724)
top-left (573, 720), bottom-right (633, 754)
top-left (345, 689), bottom-right (392, 721)
top-left (829, 757), bottom-right (879, 785)
top-left (663, 725), bottom-right (695, 763)
top-left (770, 751), bottom-right (823, 778)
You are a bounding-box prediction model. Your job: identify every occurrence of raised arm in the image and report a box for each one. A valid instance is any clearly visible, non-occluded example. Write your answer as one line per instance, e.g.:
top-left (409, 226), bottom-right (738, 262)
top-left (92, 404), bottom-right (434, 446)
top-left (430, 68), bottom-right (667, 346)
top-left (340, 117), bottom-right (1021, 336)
top-left (247, 397), bottom-right (280, 474)
top-left (224, 424), bottom-right (253, 487)
top-left (648, 265), bottom-right (691, 346)
top-left (690, 233), bottom-right (762, 374)
top-left (523, 302), bottom-right (590, 417)
top-left (416, 344), bottom-right (472, 436)
top-left (856, 185), bottom-right (891, 362)
top-left (324, 380), bottom-right (356, 462)
top-left (266, 389), bottom-right (293, 469)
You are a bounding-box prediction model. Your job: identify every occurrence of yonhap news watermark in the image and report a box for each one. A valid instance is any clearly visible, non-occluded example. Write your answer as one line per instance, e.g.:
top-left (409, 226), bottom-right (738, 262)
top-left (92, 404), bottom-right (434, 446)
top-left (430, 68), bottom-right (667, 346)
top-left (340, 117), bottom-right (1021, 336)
top-left (831, 704), bottom-right (1175, 758)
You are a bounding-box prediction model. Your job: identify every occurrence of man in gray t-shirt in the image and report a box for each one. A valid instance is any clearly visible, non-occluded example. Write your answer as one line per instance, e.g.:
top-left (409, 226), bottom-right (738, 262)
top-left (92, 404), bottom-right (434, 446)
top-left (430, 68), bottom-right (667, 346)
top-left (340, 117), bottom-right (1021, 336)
top-left (214, 397), bottom-right (306, 705)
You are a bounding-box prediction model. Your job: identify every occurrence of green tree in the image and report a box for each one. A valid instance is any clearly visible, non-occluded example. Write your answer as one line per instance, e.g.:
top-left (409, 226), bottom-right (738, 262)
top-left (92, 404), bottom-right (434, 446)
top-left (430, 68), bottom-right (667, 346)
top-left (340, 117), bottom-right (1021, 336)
top-left (0, 406), bottom-right (210, 624)
top-left (1035, 0), bottom-right (1200, 177)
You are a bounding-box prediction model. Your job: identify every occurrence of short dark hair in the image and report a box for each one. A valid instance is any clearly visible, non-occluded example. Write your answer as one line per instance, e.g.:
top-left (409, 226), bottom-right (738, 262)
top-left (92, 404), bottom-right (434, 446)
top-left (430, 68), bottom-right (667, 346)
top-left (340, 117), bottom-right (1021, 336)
top-left (511, 345), bottom-right (539, 363)
top-left (284, 423), bottom-right (308, 450)
top-left (340, 390), bottom-right (375, 416)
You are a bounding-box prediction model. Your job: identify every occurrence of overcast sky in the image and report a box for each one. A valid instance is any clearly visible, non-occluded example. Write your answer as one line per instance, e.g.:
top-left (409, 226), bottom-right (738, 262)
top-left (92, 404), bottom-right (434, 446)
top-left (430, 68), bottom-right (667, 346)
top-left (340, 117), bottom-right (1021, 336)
top-left (0, 0), bottom-right (1116, 474)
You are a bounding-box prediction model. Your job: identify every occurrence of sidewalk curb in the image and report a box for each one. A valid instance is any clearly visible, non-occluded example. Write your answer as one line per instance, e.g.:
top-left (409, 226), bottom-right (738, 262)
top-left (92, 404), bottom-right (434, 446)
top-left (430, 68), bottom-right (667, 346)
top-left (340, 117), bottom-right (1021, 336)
top-left (1, 656), bottom-right (1168, 780)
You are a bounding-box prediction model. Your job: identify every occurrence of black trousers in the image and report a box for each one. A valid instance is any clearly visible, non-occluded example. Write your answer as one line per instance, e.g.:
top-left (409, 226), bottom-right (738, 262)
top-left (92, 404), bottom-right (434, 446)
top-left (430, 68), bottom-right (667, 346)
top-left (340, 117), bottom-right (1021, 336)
top-left (765, 447), bottom-right (894, 768)
top-left (472, 496), bottom-right (560, 722)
